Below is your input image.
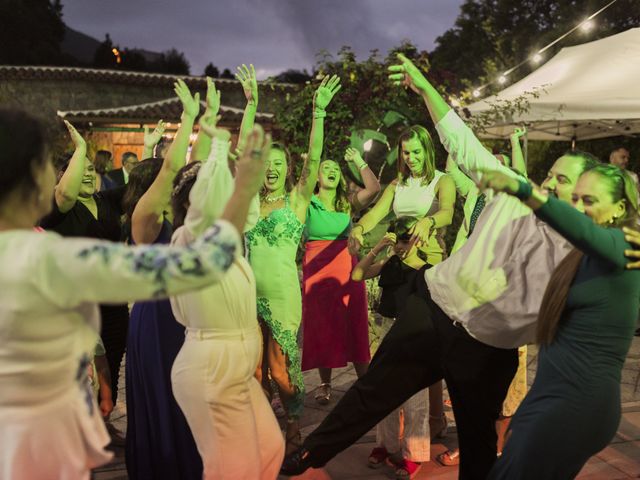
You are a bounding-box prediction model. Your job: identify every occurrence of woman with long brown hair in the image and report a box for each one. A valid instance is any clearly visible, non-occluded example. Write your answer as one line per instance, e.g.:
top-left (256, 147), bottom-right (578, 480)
top-left (480, 164), bottom-right (640, 479)
top-left (301, 147), bottom-right (380, 404)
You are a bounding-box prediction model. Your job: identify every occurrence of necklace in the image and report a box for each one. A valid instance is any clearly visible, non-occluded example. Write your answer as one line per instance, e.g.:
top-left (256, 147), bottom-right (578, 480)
top-left (262, 193), bottom-right (285, 204)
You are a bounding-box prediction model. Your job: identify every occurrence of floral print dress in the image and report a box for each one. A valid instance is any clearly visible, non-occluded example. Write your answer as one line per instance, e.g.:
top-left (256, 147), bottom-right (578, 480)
top-left (245, 195), bottom-right (305, 418)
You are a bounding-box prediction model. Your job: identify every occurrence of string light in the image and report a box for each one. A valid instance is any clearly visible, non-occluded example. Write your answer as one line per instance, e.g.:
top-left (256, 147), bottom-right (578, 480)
top-left (467, 0), bottom-right (618, 100)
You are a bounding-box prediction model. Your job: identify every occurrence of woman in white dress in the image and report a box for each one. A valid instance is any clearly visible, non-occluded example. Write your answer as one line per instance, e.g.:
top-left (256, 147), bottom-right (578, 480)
top-left (0, 108), bottom-right (267, 480)
top-left (169, 120), bottom-right (284, 479)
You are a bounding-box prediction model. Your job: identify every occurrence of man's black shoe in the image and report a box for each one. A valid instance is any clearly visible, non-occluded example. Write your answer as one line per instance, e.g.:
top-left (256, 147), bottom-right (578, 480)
top-left (280, 447), bottom-right (314, 475)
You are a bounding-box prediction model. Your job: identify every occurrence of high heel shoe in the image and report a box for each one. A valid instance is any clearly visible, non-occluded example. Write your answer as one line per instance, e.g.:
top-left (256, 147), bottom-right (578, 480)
top-left (430, 413), bottom-right (448, 439)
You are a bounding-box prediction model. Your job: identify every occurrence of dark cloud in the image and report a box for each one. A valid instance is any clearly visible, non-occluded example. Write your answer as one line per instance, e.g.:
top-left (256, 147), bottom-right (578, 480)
top-left (60, 0), bottom-right (462, 77)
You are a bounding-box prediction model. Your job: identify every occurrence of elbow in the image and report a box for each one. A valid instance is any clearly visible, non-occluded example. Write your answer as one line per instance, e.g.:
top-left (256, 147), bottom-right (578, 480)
top-left (440, 208), bottom-right (455, 227)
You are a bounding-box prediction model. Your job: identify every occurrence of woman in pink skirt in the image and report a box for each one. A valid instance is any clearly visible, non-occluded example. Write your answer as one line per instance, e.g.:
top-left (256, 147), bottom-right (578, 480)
top-left (301, 147), bottom-right (380, 404)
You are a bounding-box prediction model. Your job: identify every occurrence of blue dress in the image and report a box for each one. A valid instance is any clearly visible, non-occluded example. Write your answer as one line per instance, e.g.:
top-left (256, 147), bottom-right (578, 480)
top-left (489, 197), bottom-right (640, 480)
top-left (125, 220), bottom-right (202, 479)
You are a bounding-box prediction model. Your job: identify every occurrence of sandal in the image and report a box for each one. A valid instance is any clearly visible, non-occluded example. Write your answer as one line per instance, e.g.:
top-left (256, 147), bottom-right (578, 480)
top-left (436, 449), bottom-right (460, 466)
top-left (314, 382), bottom-right (331, 405)
top-left (367, 446), bottom-right (389, 468)
top-left (391, 458), bottom-right (422, 480)
top-left (430, 413), bottom-right (448, 439)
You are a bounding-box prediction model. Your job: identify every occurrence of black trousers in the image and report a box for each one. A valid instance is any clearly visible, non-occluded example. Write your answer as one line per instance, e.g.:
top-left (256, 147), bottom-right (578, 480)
top-left (304, 283), bottom-right (518, 480)
top-left (99, 304), bottom-right (129, 405)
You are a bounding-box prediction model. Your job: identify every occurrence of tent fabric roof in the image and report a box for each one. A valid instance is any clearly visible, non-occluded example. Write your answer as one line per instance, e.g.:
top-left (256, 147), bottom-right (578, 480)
top-left (57, 97), bottom-right (273, 125)
top-left (464, 28), bottom-right (640, 141)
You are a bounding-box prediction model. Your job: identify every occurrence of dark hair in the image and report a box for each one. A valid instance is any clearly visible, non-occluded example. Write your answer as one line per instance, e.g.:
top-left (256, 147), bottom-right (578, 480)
top-left (0, 109), bottom-right (48, 203)
top-left (536, 163), bottom-right (639, 345)
top-left (122, 158), bottom-right (163, 221)
top-left (563, 149), bottom-right (601, 174)
top-left (315, 159), bottom-right (351, 213)
top-left (122, 151), bottom-right (138, 164)
top-left (396, 125), bottom-right (436, 185)
top-left (93, 150), bottom-right (113, 175)
top-left (171, 162), bottom-right (202, 229)
top-left (388, 216), bottom-right (419, 241)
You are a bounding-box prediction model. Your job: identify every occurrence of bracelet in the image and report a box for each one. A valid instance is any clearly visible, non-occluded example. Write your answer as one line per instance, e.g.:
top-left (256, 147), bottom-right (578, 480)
top-left (515, 180), bottom-right (533, 200)
top-left (354, 158), bottom-right (367, 170)
top-left (314, 109), bottom-right (327, 119)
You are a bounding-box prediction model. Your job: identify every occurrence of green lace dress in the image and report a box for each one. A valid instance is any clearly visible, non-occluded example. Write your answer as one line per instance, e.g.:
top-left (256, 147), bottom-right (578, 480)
top-left (245, 196), bottom-right (305, 418)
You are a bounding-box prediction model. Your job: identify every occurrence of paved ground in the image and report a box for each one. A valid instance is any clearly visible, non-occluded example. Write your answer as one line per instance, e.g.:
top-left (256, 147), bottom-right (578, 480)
top-left (94, 338), bottom-right (640, 479)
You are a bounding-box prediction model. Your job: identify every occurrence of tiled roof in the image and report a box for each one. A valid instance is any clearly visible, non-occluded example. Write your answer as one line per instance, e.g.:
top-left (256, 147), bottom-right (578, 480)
top-left (57, 97), bottom-right (273, 124)
top-left (0, 65), bottom-right (296, 90)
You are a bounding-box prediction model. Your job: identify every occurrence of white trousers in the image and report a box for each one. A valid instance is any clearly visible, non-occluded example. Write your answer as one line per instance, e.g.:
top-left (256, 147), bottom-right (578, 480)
top-left (374, 316), bottom-right (430, 462)
top-left (171, 325), bottom-right (284, 480)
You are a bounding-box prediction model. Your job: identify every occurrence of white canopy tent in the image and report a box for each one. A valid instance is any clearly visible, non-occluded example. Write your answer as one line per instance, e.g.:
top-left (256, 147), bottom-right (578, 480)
top-left (464, 28), bottom-right (640, 141)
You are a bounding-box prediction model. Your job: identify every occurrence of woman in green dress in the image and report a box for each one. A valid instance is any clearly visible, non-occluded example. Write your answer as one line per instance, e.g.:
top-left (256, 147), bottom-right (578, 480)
top-left (246, 75), bottom-right (341, 453)
top-left (480, 164), bottom-right (640, 479)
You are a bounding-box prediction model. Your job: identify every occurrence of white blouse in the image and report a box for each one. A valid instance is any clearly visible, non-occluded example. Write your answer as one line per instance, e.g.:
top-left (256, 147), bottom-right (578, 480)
top-left (170, 137), bottom-right (260, 331)
top-left (393, 171), bottom-right (445, 218)
top-left (0, 211), bottom-right (240, 477)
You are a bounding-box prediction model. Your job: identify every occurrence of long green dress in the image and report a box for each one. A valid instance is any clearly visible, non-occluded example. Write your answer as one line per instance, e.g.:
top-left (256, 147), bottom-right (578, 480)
top-left (245, 195), bottom-right (306, 418)
top-left (489, 196), bottom-right (640, 479)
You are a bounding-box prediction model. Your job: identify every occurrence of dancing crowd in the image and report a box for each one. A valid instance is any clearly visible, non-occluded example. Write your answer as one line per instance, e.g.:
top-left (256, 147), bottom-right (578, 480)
top-left (1, 54), bottom-right (639, 480)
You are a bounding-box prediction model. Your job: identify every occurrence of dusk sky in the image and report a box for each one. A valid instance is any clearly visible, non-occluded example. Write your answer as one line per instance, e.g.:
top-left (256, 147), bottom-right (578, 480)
top-left (60, 0), bottom-right (464, 78)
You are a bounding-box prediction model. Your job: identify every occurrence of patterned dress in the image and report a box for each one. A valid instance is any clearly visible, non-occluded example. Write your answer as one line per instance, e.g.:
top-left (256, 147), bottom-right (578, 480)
top-left (245, 196), bottom-right (306, 418)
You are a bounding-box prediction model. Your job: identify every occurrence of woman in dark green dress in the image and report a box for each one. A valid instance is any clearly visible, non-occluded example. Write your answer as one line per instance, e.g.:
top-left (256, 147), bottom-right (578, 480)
top-left (480, 164), bottom-right (640, 479)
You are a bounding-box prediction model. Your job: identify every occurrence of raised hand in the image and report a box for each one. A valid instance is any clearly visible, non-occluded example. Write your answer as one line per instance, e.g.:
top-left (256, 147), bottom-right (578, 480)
top-left (511, 126), bottom-right (527, 141)
top-left (144, 120), bottom-right (166, 149)
top-left (409, 217), bottom-right (435, 247)
top-left (373, 232), bottom-right (397, 255)
top-left (235, 125), bottom-right (270, 196)
top-left (204, 77), bottom-right (221, 115)
top-left (197, 113), bottom-right (229, 141)
top-left (344, 147), bottom-right (363, 164)
top-left (388, 53), bottom-right (430, 94)
top-left (174, 79), bottom-right (201, 119)
top-left (313, 74), bottom-right (341, 111)
top-left (64, 120), bottom-right (86, 149)
top-left (236, 64), bottom-right (258, 105)
top-left (348, 225), bottom-right (365, 255)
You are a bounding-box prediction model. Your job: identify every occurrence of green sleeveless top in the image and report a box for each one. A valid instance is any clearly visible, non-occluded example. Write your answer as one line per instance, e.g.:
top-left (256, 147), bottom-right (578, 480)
top-left (305, 195), bottom-right (351, 241)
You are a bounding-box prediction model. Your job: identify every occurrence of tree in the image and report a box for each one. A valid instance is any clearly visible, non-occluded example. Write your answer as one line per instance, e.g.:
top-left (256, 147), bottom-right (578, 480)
top-left (220, 68), bottom-right (235, 79)
top-left (0, 0), bottom-right (65, 65)
top-left (271, 69), bottom-right (312, 84)
top-left (430, 0), bottom-right (640, 98)
top-left (93, 34), bottom-right (119, 69)
top-left (204, 62), bottom-right (220, 78)
top-left (160, 48), bottom-right (190, 75)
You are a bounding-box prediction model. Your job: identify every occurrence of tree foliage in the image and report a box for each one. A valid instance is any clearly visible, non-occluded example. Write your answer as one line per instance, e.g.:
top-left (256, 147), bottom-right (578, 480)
top-left (0, 0), bottom-right (66, 65)
top-left (204, 62), bottom-right (220, 78)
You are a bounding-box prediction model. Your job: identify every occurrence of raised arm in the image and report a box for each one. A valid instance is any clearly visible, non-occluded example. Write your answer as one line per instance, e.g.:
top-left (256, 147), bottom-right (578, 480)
top-left (445, 154), bottom-right (475, 198)
top-left (293, 75), bottom-right (342, 219)
top-left (344, 147), bottom-right (381, 211)
top-left (510, 127), bottom-right (528, 178)
top-left (348, 182), bottom-right (396, 254)
top-left (55, 121), bottom-right (87, 213)
top-left (479, 171), bottom-right (628, 268)
top-left (35, 126), bottom-right (269, 309)
top-left (389, 54), bottom-right (517, 184)
top-left (236, 64), bottom-right (259, 153)
top-left (142, 121), bottom-right (166, 160)
top-left (190, 78), bottom-right (221, 162)
top-left (351, 233), bottom-right (396, 281)
top-left (173, 117), bottom-right (261, 245)
top-left (132, 80), bottom-right (200, 244)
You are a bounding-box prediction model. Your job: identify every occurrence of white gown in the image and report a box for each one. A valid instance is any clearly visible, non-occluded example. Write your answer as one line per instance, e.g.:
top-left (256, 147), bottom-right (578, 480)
top-left (0, 215), bottom-right (241, 479)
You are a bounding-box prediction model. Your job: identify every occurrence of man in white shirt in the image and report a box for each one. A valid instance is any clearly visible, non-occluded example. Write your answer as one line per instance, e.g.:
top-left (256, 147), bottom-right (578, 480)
top-left (281, 55), bottom-right (602, 480)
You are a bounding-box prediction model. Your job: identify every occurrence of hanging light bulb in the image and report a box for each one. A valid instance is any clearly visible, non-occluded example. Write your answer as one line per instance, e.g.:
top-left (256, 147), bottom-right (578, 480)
top-left (580, 19), bottom-right (595, 32)
top-left (498, 74), bottom-right (508, 84)
top-left (472, 89), bottom-right (481, 98)
top-left (532, 53), bottom-right (543, 63)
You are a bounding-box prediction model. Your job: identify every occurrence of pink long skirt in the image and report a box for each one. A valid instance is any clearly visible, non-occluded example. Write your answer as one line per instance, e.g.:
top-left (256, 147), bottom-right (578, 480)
top-left (301, 239), bottom-right (371, 370)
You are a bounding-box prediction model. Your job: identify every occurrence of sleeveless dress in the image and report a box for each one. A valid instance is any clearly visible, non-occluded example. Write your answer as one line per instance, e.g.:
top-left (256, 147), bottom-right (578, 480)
top-left (126, 220), bottom-right (202, 480)
top-left (393, 171), bottom-right (447, 265)
top-left (301, 196), bottom-right (370, 370)
top-left (245, 195), bottom-right (306, 419)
